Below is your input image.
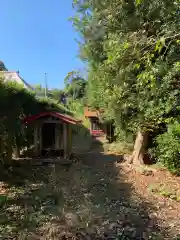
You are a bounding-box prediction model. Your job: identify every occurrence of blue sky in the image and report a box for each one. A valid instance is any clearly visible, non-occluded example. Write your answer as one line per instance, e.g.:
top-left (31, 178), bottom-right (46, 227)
top-left (0, 0), bottom-right (84, 89)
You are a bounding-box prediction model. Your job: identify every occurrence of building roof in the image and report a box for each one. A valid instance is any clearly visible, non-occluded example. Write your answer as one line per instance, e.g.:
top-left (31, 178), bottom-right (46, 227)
top-left (0, 61), bottom-right (7, 71)
top-left (84, 106), bottom-right (100, 118)
top-left (0, 71), bottom-right (34, 91)
top-left (24, 112), bottom-right (82, 125)
top-left (0, 61), bottom-right (34, 91)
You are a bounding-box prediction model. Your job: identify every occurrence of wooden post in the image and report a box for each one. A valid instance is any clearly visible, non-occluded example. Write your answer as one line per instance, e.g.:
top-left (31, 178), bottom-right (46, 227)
top-left (67, 124), bottom-right (72, 153)
top-left (34, 124), bottom-right (39, 156)
top-left (109, 122), bottom-right (111, 142)
top-left (39, 124), bottom-right (42, 156)
top-left (55, 123), bottom-right (60, 150)
top-left (63, 122), bottom-right (68, 158)
top-left (58, 123), bottom-right (63, 150)
top-left (89, 118), bottom-right (92, 135)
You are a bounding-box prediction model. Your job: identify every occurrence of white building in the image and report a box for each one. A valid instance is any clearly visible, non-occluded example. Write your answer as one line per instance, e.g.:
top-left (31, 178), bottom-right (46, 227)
top-left (0, 61), bottom-right (34, 91)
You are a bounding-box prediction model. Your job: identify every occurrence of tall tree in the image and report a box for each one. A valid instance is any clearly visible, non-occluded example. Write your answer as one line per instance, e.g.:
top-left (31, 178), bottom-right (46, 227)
top-left (64, 71), bottom-right (87, 100)
top-left (72, 0), bottom-right (180, 164)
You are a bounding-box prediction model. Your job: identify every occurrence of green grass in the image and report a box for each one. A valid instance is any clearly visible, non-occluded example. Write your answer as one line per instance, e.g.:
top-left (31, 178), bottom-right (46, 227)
top-left (105, 141), bottom-right (133, 155)
top-left (148, 183), bottom-right (180, 201)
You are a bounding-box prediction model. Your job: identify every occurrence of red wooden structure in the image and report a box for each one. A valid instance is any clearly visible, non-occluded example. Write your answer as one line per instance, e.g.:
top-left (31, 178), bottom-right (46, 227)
top-left (84, 107), bottom-right (105, 137)
top-left (24, 112), bottom-right (81, 157)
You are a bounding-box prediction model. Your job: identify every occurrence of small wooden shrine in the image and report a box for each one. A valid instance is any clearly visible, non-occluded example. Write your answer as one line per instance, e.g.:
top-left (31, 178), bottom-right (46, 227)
top-left (84, 106), bottom-right (114, 142)
top-left (84, 106), bottom-right (105, 137)
top-left (24, 112), bottom-right (81, 158)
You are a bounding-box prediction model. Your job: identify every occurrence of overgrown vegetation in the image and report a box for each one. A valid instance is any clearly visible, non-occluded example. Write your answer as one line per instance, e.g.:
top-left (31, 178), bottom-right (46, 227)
top-left (0, 77), bottom-right (69, 165)
top-left (154, 123), bottom-right (180, 173)
top-left (71, 0), bottom-right (180, 172)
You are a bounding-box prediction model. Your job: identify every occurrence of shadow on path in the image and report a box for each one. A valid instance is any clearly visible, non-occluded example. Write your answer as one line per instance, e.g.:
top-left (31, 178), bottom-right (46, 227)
top-left (0, 144), bottom-right (177, 239)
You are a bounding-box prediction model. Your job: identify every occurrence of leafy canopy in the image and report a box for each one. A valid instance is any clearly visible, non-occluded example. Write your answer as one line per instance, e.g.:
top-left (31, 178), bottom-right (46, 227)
top-left (72, 0), bottom-right (180, 134)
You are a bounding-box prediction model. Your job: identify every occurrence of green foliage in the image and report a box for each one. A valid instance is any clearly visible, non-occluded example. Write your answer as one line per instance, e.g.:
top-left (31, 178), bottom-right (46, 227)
top-left (49, 88), bottom-right (65, 103)
top-left (154, 123), bottom-right (180, 173)
top-left (68, 98), bottom-right (91, 137)
top-left (64, 71), bottom-right (87, 100)
top-left (0, 77), bottom-right (69, 164)
top-left (71, 0), bottom-right (180, 167)
top-left (32, 84), bottom-right (66, 104)
top-left (148, 183), bottom-right (180, 201)
top-left (72, 0), bottom-right (180, 129)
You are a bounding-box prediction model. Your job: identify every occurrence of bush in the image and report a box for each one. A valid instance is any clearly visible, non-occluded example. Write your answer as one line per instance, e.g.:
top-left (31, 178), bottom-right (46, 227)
top-left (154, 123), bottom-right (180, 173)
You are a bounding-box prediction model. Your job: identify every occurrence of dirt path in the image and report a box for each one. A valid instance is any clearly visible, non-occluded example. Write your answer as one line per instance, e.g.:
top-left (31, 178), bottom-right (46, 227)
top-left (81, 151), bottom-right (180, 239)
top-left (0, 151), bottom-right (180, 239)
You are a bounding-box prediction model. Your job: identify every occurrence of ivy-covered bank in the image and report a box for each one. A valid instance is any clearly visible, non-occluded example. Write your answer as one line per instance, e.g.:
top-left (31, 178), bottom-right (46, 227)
top-left (0, 77), bottom-right (69, 165)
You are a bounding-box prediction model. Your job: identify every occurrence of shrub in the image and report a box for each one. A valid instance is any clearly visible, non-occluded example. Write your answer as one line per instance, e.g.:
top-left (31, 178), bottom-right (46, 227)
top-left (154, 123), bottom-right (180, 173)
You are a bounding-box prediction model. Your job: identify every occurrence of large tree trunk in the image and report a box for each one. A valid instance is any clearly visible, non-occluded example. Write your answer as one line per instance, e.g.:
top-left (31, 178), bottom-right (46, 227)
top-left (128, 131), bottom-right (149, 165)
